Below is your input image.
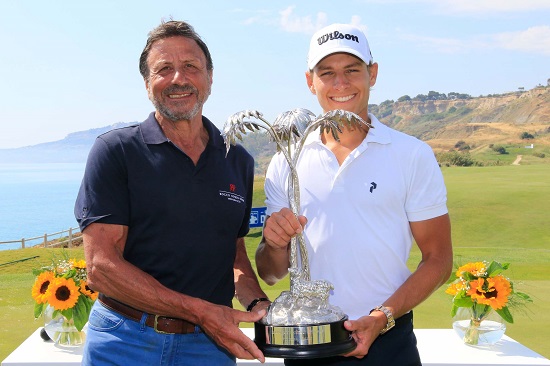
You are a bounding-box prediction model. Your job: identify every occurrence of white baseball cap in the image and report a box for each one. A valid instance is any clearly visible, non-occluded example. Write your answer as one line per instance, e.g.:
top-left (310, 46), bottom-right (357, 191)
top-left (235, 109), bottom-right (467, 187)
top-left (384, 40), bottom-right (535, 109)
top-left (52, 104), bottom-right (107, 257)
top-left (307, 24), bottom-right (373, 70)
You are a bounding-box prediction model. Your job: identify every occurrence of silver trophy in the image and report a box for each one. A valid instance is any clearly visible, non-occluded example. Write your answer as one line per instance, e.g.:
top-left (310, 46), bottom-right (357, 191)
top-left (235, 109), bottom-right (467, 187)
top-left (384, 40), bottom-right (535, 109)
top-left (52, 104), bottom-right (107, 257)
top-left (223, 108), bottom-right (373, 359)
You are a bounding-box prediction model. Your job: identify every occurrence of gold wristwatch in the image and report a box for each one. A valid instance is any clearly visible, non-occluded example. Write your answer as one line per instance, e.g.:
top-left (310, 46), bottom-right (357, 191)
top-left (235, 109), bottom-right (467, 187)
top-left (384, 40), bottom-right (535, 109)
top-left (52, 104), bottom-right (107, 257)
top-left (371, 305), bottom-right (395, 334)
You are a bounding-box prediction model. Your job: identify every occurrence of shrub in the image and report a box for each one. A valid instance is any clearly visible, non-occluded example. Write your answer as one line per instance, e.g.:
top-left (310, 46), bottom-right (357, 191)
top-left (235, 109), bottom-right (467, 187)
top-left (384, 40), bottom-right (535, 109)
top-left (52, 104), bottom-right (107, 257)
top-left (491, 145), bottom-right (508, 154)
top-left (520, 132), bottom-right (535, 139)
top-left (454, 140), bottom-right (470, 151)
top-left (436, 151), bottom-right (478, 167)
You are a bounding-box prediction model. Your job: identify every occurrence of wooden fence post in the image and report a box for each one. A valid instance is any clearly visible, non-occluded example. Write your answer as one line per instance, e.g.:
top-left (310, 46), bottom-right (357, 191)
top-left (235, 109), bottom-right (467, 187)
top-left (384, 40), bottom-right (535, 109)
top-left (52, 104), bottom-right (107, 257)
top-left (43, 234), bottom-right (48, 248)
top-left (21, 238), bottom-right (25, 249)
top-left (68, 228), bottom-right (73, 248)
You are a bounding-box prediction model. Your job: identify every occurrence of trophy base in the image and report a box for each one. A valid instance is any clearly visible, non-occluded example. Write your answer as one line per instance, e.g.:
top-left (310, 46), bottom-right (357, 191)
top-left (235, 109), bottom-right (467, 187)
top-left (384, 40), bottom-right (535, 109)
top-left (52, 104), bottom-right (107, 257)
top-left (254, 316), bottom-right (356, 359)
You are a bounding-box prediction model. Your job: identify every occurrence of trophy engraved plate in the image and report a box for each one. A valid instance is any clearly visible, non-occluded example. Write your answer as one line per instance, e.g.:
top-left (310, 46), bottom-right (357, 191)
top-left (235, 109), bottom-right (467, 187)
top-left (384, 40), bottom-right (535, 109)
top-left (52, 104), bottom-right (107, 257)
top-left (223, 109), bottom-right (372, 359)
top-left (267, 323), bottom-right (331, 345)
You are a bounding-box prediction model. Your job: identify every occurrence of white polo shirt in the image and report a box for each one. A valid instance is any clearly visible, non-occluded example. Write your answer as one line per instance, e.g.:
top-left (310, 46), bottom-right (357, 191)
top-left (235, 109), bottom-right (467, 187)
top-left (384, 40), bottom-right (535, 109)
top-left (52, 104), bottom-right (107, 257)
top-left (264, 114), bottom-right (448, 320)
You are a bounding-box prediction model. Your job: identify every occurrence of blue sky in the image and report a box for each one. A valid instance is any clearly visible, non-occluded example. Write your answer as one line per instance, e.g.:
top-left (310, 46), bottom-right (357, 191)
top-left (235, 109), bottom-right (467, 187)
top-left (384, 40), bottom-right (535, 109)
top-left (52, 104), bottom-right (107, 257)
top-left (1, 0), bottom-right (549, 149)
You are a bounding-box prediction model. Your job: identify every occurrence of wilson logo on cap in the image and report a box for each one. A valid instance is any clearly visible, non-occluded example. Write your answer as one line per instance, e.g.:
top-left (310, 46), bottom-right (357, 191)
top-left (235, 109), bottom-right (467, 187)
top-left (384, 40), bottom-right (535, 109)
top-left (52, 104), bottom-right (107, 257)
top-left (317, 31), bottom-right (359, 45)
top-left (307, 24), bottom-right (373, 70)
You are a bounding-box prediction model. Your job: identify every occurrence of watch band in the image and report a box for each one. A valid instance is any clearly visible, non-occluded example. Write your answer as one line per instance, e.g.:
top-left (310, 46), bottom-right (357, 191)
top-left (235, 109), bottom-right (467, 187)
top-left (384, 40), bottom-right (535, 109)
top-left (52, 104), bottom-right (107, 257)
top-left (246, 297), bottom-right (270, 312)
top-left (371, 305), bottom-right (395, 334)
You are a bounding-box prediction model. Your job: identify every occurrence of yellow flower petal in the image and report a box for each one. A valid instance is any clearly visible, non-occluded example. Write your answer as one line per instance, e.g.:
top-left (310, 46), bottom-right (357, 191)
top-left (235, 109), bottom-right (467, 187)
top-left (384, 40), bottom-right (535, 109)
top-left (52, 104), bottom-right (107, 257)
top-left (31, 271), bottom-right (55, 304)
top-left (46, 277), bottom-right (80, 311)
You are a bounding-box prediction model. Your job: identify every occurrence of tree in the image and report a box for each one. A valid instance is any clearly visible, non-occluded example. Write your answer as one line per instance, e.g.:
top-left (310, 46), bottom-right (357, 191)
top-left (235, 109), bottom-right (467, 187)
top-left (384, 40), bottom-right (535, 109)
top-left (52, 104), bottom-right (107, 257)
top-left (428, 91), bottom-right (447, 100)
top-left (397, 95), bottom-right (411, 102)
top-left (491, 145), bottom-right (508, 154)
top-left (454, 140), bottom-right (470, 151)
top-left (520, 132), bottom-right (534, 139)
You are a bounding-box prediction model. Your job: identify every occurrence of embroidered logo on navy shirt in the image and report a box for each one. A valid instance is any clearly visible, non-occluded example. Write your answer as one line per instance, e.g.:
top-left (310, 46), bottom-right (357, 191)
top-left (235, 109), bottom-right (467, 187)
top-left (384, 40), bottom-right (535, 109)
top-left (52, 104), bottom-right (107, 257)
top-left (219, 184), bottom-right (245, 204)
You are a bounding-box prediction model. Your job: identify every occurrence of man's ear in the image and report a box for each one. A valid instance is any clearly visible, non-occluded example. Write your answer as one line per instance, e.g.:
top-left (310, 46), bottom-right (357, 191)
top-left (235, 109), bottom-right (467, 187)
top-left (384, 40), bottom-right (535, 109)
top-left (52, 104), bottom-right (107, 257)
top-left (305, 71), bottom-right (316, 95)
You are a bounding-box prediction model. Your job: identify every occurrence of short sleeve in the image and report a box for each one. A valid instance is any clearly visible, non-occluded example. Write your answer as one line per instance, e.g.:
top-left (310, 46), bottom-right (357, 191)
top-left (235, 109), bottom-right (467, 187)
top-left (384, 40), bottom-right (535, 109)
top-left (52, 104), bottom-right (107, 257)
top-left (74, 136), bottom-right (130, 231)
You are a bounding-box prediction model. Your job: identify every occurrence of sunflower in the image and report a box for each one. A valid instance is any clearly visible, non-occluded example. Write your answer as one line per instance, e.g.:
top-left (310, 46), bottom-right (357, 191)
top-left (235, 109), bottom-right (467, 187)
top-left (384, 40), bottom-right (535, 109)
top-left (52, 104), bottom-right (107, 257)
top-left (31, 271), bottom-right (55, 304)
top-left (456, 261), bottom-right (486, 278)
top-left (70, 259), bottom-right (86, 269)
top-left (80, 281), bottom-right (98, 301)
top-left (445, 279), bottom-right (467, 296)
top-left (467, 275), bottom-right (512, 310)
top-left (46, 277), bottom-right (80, 311)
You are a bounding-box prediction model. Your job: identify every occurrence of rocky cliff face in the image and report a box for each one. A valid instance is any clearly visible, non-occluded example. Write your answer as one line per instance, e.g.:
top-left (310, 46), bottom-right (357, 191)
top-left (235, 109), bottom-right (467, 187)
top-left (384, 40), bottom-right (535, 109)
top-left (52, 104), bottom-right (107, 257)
top-left (372, 87), bottom-right (550, 150)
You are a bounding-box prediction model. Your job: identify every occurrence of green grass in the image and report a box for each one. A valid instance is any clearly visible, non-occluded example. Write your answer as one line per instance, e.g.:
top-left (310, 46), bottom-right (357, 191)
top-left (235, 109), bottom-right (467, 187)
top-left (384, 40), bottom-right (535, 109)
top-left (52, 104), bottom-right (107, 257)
top-left (473, 144), bottom-right (550, 166)
top-left (1, 165), bottom-right (549, 360)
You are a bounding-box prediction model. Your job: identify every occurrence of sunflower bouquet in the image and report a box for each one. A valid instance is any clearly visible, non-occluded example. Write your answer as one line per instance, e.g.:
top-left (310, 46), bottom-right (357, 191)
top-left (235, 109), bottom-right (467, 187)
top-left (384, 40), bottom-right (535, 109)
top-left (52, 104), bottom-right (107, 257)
top-left (445, 260), bottom-right (531, 345)
top-left (31, 254), bottom-right (97, 343)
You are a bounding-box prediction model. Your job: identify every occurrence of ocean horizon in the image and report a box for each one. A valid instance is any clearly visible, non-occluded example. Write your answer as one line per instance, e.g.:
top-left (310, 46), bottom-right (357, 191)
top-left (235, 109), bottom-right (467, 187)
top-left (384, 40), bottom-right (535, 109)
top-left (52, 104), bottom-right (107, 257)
top-left (0, 163), bottom-right (85, 251)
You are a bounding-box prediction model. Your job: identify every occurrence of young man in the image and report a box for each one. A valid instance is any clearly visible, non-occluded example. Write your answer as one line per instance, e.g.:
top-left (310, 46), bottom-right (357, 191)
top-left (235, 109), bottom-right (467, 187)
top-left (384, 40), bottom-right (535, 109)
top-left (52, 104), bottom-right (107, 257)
top-left (75, 20), bottom-right (269, 365)
top-left (256, 23), bottom-right (453, 365)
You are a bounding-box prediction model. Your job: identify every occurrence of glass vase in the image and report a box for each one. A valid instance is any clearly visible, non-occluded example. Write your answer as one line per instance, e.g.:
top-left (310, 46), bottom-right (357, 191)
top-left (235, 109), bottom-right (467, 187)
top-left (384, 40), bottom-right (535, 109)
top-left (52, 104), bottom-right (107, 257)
top-left (43, 305), bottom-right (86, 347)
top-left (452, 307), bottom-right (506, 346)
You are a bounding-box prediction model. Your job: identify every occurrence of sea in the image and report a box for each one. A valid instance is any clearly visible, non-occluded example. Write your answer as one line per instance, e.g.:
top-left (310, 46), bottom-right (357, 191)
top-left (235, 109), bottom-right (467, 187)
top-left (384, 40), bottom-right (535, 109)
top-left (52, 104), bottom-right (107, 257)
top-left (0, 163), bottom-right (86, 251)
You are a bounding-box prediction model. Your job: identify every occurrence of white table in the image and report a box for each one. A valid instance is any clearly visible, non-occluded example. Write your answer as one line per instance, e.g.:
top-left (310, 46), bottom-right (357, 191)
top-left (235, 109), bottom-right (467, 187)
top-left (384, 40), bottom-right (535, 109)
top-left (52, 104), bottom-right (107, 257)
top-left (2, 328), bottom-right (549, 366)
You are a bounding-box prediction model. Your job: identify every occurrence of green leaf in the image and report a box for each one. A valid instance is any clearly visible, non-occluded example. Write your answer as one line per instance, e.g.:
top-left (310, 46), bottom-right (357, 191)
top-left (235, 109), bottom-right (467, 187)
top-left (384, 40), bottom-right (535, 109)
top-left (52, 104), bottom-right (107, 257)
top-left (73, 296), bottom-right (90, 331)
top-left (496, 306), bottom-right (514, 324)
top-left (454, 296), bottom-right (474, 308)
top-left (62, 268), bottom-right (76, 279)
top-left (486, 261), bottom-right (509, 277)
top-left (60, 307), bottom-right (73, 322)
top-left (32, 268), bottom-right (46, 276)
top-left (34, 302), bottom-right (45, 319)
top-left (450, 304), bottom-right (459, 317)
top-left (515, 292), bottom-right (533, 302)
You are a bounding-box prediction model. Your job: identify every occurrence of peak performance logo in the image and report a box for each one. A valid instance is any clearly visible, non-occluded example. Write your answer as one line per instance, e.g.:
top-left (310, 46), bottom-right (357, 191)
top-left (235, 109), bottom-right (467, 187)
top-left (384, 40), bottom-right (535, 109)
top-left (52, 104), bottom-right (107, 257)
top-left (370, 182), bottom-right (377, 193)
top-left (317, 31), bottom-right (359, 45)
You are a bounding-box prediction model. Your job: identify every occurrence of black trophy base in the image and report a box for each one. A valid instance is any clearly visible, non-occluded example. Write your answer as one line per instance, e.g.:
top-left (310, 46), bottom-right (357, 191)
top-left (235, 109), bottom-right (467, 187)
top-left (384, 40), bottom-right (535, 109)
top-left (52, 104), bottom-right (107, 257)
top-left (254, 316), bottom-right (357, 359)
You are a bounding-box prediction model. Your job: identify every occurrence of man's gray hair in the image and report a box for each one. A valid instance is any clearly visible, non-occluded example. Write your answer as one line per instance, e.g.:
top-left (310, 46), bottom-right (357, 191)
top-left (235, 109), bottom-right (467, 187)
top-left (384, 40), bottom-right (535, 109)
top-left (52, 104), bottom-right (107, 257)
top-left (139, 20), bottom-right (213, 80)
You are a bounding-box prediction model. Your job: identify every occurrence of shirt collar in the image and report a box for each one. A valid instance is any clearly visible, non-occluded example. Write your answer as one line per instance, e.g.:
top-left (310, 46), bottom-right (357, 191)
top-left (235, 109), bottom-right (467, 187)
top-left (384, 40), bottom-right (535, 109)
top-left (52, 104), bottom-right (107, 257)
top-left (140, 111), bottom-right (224, 150)
top-left (303, 112), bottom-right (392, 147)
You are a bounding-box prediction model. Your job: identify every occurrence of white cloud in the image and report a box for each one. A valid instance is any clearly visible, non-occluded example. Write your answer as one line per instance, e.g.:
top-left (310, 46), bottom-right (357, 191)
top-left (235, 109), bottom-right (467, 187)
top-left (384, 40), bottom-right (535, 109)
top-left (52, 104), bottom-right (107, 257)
top-left (437, 0), bottom-right (550, 13)
top-left (400, 34), bottom-right (471, 54)
top-left (242, 16), bottom-right (263, 26)
top-left (402, 26), bottom-right (550, 56)
top-left (361, 0), bottom-right (550, 13)
top-left (277, 6), bottom-right (368, 35)
top-left (278, 6), bottom-right (328, 34)
top-left (492, 26), bottom-right (550, 56)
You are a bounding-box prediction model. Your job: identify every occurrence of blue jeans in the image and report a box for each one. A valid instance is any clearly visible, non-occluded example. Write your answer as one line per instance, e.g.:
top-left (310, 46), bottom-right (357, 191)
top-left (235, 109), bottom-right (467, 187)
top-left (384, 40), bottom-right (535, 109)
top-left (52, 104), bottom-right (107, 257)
top-left (82, 300), bottom-right (236, 366)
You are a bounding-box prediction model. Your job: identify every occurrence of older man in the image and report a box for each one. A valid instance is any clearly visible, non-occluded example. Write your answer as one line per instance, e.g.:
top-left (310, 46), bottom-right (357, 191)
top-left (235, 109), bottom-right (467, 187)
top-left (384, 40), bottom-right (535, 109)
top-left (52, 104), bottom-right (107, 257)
top-left (75, 20), bottom-right (269, 365)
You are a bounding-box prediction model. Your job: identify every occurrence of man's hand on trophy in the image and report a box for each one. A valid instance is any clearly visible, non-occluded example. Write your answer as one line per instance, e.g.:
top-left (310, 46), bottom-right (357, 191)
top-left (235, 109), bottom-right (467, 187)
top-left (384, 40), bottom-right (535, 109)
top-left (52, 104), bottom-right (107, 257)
top-left (263, 208), bottom-right (308, 249)
top-left (199, 303), bottom-right (267, 362)
top-left (342, 315), bottom-right (384, 359)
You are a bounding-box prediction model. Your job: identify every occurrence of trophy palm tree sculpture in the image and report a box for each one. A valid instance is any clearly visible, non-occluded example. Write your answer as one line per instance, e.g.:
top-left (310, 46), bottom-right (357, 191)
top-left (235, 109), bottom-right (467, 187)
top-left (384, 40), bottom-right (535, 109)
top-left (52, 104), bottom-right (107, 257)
top-left (223, 108), bottom-right (372, 358)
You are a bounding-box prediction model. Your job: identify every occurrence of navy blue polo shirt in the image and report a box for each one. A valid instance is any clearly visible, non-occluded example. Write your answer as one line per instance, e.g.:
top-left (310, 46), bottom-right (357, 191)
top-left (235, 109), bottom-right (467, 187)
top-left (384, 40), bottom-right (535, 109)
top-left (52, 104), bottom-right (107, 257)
top-left (74, 112), bottom-right (254, 307)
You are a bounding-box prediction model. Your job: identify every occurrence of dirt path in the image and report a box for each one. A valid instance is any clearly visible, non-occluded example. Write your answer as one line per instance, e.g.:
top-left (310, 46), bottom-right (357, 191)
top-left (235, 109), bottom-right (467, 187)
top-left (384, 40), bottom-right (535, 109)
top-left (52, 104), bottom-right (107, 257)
top-left (512, 155), bottom-right (522, 165)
